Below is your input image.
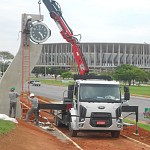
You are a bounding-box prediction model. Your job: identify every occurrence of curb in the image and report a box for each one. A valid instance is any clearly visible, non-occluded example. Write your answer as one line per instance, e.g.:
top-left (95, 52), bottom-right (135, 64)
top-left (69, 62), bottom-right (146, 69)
top-left (131, 94), bottom-right (150, 98)
top-left (52, 124), bottom-right (83, 150)
top-left (121, 134), bottom-right (150, 148)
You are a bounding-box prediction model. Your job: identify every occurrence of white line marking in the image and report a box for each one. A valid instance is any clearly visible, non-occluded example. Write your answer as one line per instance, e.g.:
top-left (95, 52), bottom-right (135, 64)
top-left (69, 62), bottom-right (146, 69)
top-left (121, 135), bottom-right (150, 148)
top-left (52, 125), bottom-right (83, 150)
top-left (40, 115), bottom-right (83, 150)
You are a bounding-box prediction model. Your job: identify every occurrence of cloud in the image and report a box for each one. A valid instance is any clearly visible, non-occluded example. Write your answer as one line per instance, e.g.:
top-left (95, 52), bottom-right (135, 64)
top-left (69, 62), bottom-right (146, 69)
top-left (0, 0), bottom-right (150, 55)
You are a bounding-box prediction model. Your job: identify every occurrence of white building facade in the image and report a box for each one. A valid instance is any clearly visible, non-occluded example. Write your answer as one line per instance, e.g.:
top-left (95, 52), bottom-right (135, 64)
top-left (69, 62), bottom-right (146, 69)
top-left (36, 43), bottom-right (150, 72)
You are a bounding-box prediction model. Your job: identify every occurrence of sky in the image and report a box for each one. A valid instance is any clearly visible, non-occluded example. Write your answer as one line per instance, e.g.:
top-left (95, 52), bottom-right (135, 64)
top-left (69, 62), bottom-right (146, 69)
top-left (1, 0), bottom-right (150, 55)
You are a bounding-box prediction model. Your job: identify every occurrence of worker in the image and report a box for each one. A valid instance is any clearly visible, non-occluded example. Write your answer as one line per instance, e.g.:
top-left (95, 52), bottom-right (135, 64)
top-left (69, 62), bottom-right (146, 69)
top-left (25, 93), bottom-right (39, 124)
top-left (9, 87), bottom-right (20, 118)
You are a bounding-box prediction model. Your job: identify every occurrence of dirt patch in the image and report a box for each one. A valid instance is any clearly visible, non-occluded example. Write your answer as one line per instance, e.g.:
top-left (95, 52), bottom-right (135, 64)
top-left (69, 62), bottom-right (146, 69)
top-left (38, 96), bottom-right (150, 146)
top-left (0, 119), bottom-right (78, 150)
top-left (122, 124), bottom-right (150, 145)
top-left (0, 119), bottom-right (150, 150)
top-left (12, 95), bottom-right (150, 150)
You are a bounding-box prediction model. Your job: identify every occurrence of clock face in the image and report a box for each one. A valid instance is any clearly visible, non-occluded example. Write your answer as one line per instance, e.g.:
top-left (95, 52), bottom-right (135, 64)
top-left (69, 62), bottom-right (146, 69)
top-left (30, 22), bottom-right (51, 43)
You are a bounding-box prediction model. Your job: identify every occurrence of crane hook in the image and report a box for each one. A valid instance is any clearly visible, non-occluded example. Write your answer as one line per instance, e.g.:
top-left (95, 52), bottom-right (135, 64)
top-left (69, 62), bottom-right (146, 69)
top-left (38, 0), bottom-right (41, 5)
top-left (38, 0), bottom-right (42, 20)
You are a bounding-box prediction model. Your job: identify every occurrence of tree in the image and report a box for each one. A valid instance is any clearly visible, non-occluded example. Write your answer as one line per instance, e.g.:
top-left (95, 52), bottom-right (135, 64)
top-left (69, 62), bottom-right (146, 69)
top-left (32, 67), bottom-right (45, 77)
top-left (113, 64), bottom-right (134, 85)
top-left (61, 72), bottom-right (73, 79)
top-left (0, 51), bottom-right (14, 76)
top-left (0, 51), bottom-right (14, 59)
top-left (145, 71), bottom-right (150, 82)
top-left (31, 67), bottom-right (67, 78)
top-left (113, 64), bottom-right (149, 86)
top-left (133, 67), bottom-right (148, 85)
top-left (50, 67), bottom-right (67, 79)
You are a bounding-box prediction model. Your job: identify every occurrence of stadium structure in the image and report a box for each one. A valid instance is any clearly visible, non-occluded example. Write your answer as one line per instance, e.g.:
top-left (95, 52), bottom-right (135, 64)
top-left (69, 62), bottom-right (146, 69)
top-left (36, 42), bottom-right (150, 72)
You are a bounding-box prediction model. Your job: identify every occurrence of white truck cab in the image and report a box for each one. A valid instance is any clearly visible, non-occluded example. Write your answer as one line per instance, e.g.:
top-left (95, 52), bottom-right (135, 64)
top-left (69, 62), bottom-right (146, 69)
top-left (54, 76), bottom-right (130, 138)
top-left (68, 79), bottom-right (130, 137)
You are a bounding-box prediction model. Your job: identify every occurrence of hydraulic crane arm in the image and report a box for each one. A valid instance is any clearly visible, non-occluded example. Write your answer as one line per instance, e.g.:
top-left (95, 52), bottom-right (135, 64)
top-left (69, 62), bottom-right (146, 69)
top-left (42, 0), bottom-right (89, 75)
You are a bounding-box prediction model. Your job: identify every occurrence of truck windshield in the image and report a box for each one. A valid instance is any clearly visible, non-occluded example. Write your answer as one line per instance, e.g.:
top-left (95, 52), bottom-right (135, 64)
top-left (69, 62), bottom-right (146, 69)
top-left (79, 84), bottom-right (121, 103)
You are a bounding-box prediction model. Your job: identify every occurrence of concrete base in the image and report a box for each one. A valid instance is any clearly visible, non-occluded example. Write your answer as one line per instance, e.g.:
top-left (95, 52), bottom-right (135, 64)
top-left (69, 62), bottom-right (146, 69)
top-left (0, 14), bottom-right (43, 118)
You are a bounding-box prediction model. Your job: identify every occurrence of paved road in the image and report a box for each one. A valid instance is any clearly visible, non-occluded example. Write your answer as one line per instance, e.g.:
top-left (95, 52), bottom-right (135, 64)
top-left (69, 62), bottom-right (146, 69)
top-left (123, 96), bottom-right (150, 122)
top-left (30, 84), bottom-right (67, 101)
top-left (30, 84), bottom-right (150, 122)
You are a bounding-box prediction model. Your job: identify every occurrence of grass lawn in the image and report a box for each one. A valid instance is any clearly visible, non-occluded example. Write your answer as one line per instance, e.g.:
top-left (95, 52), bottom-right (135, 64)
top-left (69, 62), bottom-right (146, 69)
top-left (129, 86), bottom-right (150, 97)
top-left (123, 118), bottom-right (150, 131)
top-left (33, 78), bottom-right (74, 86)
top-left (121, 85), bottom-right (150, 97)
top-left (0, 120), bottom-right (16, 135)
top-left (40, 79), bottom-right (64, 86)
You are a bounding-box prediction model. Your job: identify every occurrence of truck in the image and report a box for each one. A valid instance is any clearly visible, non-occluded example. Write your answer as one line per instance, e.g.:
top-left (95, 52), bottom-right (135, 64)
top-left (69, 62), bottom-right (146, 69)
top-left (41, 0), bottom-right (131, 138)
top-left (51, 75), bottom-right (130, 138)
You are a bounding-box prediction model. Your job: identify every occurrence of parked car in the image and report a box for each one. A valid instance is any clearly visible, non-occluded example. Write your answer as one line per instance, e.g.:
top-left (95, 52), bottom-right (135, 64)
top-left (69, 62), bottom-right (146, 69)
top-left (32, 80), bottom-right (41, 86)
top-left (29, 80), bottom-right (35, 84)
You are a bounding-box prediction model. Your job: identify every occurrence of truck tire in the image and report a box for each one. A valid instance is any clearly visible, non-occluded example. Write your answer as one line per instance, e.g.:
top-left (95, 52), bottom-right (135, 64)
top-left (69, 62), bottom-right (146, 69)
top-left (54, 116), bottom-right (62, 127)
top-left (69, 122), bottom-right (78, 137)
top-left (111, 131), bottom-right (120, 138)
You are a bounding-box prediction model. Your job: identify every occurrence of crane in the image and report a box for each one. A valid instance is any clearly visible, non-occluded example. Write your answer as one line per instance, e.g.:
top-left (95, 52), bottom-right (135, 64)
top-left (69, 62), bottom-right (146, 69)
top-left (38, 1), bottom-right (134, 138)
top-left (42, 0), bottom-right (89, 75)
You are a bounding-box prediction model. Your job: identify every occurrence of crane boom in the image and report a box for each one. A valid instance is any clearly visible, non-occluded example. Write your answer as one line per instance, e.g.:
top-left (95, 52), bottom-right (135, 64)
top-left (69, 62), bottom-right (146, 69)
top-left (42, 0), bottom-right (89, 75)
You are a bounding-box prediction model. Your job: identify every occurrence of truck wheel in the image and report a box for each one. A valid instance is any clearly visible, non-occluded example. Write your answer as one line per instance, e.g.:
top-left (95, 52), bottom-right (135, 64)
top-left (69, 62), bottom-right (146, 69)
top-left (54, 116), bottom-right (62, 127)
top-left (111, 131), bottom-right (120, 138)
top-left (69, 122), bottom-right (77, 137)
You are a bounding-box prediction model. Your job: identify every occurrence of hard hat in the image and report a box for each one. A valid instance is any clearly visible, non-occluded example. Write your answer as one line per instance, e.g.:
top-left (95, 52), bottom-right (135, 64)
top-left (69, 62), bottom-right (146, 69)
top-left (10, 87), bottom-right (15, 91)
top-left (30, 93), bottom-right (35, 97)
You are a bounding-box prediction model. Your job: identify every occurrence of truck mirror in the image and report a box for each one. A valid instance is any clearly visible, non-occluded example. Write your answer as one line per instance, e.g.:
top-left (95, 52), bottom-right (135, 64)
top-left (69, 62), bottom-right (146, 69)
top-left (124, 92), bottom-right (130, 100)
top-left (68, 84), bottom-right (74, 91)
top-left (68, 90), bottom-right (73, 100)
top-left (124, 86), bottom-right (130, 100)
top-left (74, 86), bottom-right (77, 95)
top-left (124, 86), bottom-right (129, 92)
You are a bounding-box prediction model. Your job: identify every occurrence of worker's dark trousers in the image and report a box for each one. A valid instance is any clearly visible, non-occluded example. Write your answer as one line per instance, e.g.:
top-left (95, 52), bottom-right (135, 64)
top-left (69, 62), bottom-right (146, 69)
top-left (25, 108), bottom-right (38, 123)
top-left (9, 102), bottom-right (17, 118)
